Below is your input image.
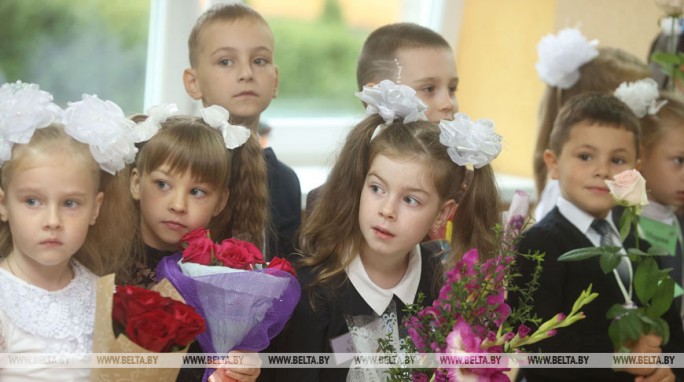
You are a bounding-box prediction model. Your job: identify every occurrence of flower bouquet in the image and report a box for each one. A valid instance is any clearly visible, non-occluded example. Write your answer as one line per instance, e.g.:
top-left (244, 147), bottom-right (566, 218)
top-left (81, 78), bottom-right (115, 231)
top-left (155, 228), bottom-right (301, 380)
top-left (379, 191), bottom-right (598, 381)
top-left (91, 273), bottom-right (206, 381)
top-left (558, 170), bottom-right (675, 352)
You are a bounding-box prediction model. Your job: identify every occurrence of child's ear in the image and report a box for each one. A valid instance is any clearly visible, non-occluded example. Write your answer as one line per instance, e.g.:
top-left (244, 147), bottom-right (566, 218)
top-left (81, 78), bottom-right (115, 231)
top-left (212, 188), bottom-right (229, 217)
top-left (272, 66), bottom-right (279, 99)
top-left (433, 199), bottom-right (457, 231)
top-left (543, 149), bottom-right (560, 180)
top-left (0, 188), bottom-right (7, 222)
top-left (130, 168), bottom-right (142, 201)
top-left (183, 68), bottom-right (203, 101)
top-left (90, 192), bottom-right (105, 225)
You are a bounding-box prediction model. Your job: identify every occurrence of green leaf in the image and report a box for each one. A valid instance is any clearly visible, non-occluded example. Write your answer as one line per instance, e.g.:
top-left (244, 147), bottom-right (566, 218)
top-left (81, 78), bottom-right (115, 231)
top-left (652, 317), bottom-right (671, 345)
top-left (651, 52), bottom-right (684, 65)
top-left (600, 252), bottom-right (621, 274)
top-left (647, 246), bottom-right (671, 257)
top-left (608, 320), bottom-right (623, 350)
top-left (627, 248), bottom-right (648, 257)
top-left (634, 259), bottom-right (659, 304)
top-left (648, 277), bottom-right (675, 318)
top-left (620, 312), bottom-right (643, 343)
top-left (558, 247), bottom-right (602, 261)
top-left (606, 304), bottom-right (628, 319)
top-left (619, 213), bottom-right (632, 242)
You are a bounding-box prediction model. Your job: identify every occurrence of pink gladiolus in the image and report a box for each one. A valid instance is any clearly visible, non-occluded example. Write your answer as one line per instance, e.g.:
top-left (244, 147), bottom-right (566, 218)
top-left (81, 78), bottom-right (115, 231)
top-left (518, 324), bottom-right (531, 338)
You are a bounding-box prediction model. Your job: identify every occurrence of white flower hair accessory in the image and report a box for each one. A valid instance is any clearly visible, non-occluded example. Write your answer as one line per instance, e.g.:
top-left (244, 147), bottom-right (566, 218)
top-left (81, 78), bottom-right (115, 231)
top-left (614, 78), bottom-right (667, 118)
top-left (63, 94), bottom-right (138, 175)
top-left (134, 103), bottom-right (180, 142)
top-left (0, 81), bottom-right (63, 164)
top-left (355, 80), bottom-right (428, 124)
top-left (535, 28), bottom-right (599, 89)
top-left (439, 113), bottom-right (502, 169)
top-left (199, 105), bottom-right (250, 150)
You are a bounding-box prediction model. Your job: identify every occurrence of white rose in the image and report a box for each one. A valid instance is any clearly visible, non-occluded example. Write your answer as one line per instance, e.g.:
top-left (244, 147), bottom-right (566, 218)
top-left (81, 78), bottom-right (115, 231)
top-left (605, 169), bottom-right (649, 209)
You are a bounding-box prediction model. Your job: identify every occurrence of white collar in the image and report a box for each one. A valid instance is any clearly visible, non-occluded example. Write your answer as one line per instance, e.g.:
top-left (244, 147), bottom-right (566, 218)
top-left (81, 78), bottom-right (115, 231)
top-left (642, 199), bottom-right (676, 224)
top-left (346, 245), bottom-right (422, 316)
top-left (557, 196), bottom-right (619, 246)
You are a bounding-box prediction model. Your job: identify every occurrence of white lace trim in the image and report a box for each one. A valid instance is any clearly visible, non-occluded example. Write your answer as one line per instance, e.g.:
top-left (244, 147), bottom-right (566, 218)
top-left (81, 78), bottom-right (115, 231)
top-left (0, 260), bottom-right (97, 353)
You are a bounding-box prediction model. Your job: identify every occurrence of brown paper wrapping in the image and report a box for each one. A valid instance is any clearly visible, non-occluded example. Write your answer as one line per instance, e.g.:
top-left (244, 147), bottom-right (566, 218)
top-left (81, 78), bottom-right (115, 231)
top-left (90, 274), bottom-right (190, 382)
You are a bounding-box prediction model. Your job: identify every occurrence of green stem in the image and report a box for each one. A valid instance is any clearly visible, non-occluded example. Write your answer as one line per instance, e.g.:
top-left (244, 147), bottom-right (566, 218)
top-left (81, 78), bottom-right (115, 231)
top-left (670, 17), bottom-right (677, 92)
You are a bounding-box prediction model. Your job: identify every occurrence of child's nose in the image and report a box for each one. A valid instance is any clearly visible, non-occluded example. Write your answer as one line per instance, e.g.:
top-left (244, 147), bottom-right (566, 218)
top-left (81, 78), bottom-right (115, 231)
top-left (43, 205), bottom-right (62, 230)
top-left (238, 62), bottom-right (254, 82)
top-left (169, 191), bottom-right (187, 213)
top-left (379, 198), bottom-right (397, 220)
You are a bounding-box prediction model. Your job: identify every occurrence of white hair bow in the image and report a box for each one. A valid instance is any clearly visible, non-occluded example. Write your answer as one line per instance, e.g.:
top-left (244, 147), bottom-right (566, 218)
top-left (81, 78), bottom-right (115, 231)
top-left (63, 94), bottom-right (139, 175)
top-left (614, 78), bottom-right (667, 118)
top-left (535, 28), bottom-right (599, 89)
top-left (135, 103), bottom-right (180, 142)
top-left (439, 113), bottom-right (502, 169)
top-left (200, 105), bottom-right (251, 149)
top-left (0, 81), bottom-right (62, 165)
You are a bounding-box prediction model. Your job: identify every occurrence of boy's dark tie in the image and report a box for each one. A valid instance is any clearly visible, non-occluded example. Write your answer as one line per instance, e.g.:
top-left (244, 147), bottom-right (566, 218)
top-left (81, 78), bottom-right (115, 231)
top-left (591, 218), bottom-right (631, 288)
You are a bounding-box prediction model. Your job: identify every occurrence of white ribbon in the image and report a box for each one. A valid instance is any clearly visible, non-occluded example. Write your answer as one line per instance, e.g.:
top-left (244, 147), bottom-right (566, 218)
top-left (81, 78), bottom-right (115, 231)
top-left (200, 105), bottom-right (251, 149)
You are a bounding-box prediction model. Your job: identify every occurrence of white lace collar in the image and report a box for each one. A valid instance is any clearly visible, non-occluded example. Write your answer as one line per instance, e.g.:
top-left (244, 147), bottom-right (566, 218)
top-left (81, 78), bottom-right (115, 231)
top-left (346, 245), bottom-right (422, 316)
top-left (0, 260), bottom-right (97, 353)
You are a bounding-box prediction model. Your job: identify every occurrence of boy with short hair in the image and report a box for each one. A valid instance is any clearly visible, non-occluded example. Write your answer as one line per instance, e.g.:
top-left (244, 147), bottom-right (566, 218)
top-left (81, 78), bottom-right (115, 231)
top-left (356, 22), bottom-right (458, 122)
top-left (306, 22), bottom-right (460, 213)
top-left (183, 3), bottom-right (301, 262)
top-left (513, 92), bottom-right (683, 381)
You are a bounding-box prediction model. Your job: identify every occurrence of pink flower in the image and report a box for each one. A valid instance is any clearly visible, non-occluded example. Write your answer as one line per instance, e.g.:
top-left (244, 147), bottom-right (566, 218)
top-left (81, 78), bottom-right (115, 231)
top-left (486, 291), bottom-right (511, 326)
top-left (517, 324), bottom-right (531, 338)
top-left (605, 169), bottom-right (648, 209)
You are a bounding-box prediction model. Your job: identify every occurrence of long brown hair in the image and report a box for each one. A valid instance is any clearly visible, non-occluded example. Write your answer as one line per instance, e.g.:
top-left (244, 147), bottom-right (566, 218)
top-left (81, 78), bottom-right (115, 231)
top-left (300, 115), bottom-right (500, 297)
top-left (0, 124), bottom-right (137, 276)
top-left (534, 47), bottom-right (650, 195)
top-left (133, 115), bottom-right (269, 248)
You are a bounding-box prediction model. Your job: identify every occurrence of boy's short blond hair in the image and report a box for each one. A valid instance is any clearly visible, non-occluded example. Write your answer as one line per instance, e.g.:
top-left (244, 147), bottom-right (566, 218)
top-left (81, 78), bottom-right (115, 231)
top-left (188, 3), bottom-right (271, 67)
top-left (356, 22), bottom-right (452, 90)
top-left (549, 92), bottom-right (641, 156)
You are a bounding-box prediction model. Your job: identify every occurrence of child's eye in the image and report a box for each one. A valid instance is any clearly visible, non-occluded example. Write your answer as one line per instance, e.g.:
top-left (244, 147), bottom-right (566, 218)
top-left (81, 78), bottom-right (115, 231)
top-left (611, 157), bottom-right (626, 165)
top-left (218, 58), bottom-right (234, 67)
top-left (370, 184), bottom-right (383, 194)
top-left (421, 86), bottom-right (435, 94)
top-left (448, 85), bottom-right (457, 95)
top-left (190, 188), bottom-right (207, 197)
top-left (253, 57), bottom-right (269, 65)
top-left (578, 153), bottom-right (591, 161)
top-left (24, 198), bottom-right (40, 207)
top-left (673, 157), bottom-right (684, 166)
top-left (64, 200), bottom-right (80, 208)
top-left (403, 196), bottom-right (420, 206)
top-left (154, 180), bottom-right (170, 191)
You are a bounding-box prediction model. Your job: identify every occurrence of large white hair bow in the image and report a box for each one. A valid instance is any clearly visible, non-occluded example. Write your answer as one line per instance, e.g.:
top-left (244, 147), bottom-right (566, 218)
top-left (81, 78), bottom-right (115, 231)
top-left (0, 81), bottom-right (63, 164)
top-left (535, 28), bottom-right (599, 89)
top-left (355, 80), bottom-right (427, 124)
top-left (439, 113), bottom-right (502, 169)
top-left (200, 105), bottom-right (251, 149)
top-left (63, 94), bottom-right (138, 175)
top-left (614, 78), bottom-right (667, 118)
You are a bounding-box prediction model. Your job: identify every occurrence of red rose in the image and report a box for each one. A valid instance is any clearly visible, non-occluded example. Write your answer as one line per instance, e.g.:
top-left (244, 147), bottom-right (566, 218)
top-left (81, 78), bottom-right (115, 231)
top-left (125, 310), bottom-right (180, 352)
top-left (167, 301), bottom-right (206, 347)
top-left (266, 257), bottom-right (296, 276)
top-left (180, 227), bottom-right (211, 249)
top-left (215, 238), bottom-right (264, 269)
top-left (181, 236), bottom-right (214, 265)
top-left (113, 285), bottom-right (168, 326)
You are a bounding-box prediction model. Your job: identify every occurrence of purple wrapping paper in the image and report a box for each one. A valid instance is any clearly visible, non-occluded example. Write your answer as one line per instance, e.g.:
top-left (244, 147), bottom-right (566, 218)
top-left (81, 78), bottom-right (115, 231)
top-left (155, 253), bottom-right (301, 354)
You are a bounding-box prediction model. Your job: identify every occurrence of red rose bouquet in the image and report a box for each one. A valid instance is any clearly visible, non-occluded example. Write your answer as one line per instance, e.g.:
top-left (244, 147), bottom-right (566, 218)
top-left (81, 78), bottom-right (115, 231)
top-left (155, 228), bottom-right (300, 378)
top-left (92, 274), bottom-right (205, 381)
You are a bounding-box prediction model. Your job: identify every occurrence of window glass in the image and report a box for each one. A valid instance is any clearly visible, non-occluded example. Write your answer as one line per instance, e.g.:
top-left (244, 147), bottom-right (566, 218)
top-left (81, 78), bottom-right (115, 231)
top-left (0, 0), bottom-right (150, 114)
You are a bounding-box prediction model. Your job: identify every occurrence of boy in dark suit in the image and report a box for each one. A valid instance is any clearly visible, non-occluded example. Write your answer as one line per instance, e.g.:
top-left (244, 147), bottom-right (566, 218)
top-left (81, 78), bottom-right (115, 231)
top-left (514, 93), bottom-right (683, 382)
